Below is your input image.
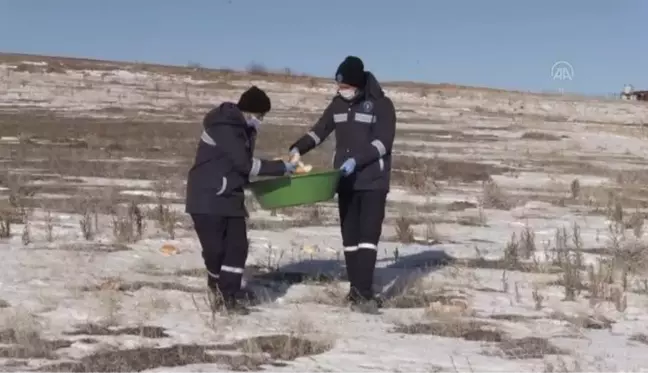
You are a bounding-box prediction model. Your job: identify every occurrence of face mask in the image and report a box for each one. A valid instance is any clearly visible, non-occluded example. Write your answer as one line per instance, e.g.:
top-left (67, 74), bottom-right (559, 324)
top-left (246, 115), bottom-right (262, 129)
top-left (338, 88), bottom-right (357, 101)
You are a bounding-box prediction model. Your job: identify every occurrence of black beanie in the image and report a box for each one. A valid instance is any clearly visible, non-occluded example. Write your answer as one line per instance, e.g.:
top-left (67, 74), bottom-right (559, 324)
top-left (335, 56), bottom-right (365, 88)
top-left (237, 86), bottom-right (271, 114)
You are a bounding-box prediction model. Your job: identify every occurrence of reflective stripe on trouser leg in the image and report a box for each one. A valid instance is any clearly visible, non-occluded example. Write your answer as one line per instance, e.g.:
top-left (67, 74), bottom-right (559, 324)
top-left (354, 190), bottom-right (387, 299)
top-left (355, 243), bottom-right (378, 299)
top-left (190, 213), bottom-right (227, 291)
top-left (219, 266), bottom-right (245, 295)
top-left (221, 265), bottom-right (244, 274)
top-left (219, 266), bottom-right (246, 296)
top-left (218, 217), bottom-right (249, 297)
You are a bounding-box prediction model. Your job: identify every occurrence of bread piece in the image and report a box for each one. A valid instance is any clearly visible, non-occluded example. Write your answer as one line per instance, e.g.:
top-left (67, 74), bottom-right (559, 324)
top-left (295, 161), bottom-right (313, 174)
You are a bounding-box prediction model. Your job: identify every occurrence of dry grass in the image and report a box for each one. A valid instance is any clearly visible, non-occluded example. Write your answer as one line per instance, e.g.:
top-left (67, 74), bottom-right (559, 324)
top-left (393, 319), bottom-right (505, 341)
top-left (3, 52), bottom-right (648, 372)
top-left (481, 178), bottom-right (514, 210)
top-left (395, 213), bottom-right (416, 243)
top-left (494, 337), bottom-right (568, 359)
top-left (385, 285), bottom-right (471, 310)
top-left (394, 315), bottom-right (569, 361)
top-left (38, 339), bottom-right (325, 372)
top-left (520, 131), bottom-right (565, 141)
top-left (0, 305), bottom-right (331, 372)
top-left (82, 278), bottom-right (204, 294)
top-left (63, 323), bottom-right (169, 339)
top-left (0, 310), bottom-right (72, 359)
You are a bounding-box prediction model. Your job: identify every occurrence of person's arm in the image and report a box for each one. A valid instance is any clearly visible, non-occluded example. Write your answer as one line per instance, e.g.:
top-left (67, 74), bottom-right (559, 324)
top-left (288, 101), bottom-right (336, 156)
top-left (351, 97), bottom-right (396, 168)
top-left (204, 125), bottom-right (288, 177)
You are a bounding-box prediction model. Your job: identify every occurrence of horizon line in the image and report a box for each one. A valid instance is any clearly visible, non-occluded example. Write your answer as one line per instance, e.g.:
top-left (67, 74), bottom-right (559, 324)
top-left (0, 50), bottom-right (623, 99)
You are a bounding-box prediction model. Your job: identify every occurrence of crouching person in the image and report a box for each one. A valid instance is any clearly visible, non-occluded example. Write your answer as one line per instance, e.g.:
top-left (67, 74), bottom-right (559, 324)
top-left (185, 86), bottom-right (296, 315)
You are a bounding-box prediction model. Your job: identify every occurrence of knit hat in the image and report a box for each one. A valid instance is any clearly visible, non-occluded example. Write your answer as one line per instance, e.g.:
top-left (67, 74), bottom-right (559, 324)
top-left (335, 56), bottom-right (366, 88)
top-left (237, 86), bottom-right (271, 114)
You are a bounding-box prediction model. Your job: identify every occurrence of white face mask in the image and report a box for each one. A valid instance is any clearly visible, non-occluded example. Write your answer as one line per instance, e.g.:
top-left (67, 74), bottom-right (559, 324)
top-left (338, 88), bottom-right (357, 100)
top-left (246, 115), bottom-right (262, 129)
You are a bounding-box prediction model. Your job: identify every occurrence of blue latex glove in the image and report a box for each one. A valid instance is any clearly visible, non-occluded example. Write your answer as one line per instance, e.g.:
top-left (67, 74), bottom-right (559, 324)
top-left (288, 148), bottom-right (300, 164)
top-left (284, 161), bottom-right (297, 174)
top-left (339, 158), bottom-right (356, 176)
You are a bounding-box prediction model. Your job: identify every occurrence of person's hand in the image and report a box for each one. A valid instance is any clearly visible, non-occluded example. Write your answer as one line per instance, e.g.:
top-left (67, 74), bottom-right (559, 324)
top-left (289, 148), bottom-right (301, 164)
top-left (284, 161), bottom-right (297, 174)
top-left (339, 158), bottom-right (356, 176)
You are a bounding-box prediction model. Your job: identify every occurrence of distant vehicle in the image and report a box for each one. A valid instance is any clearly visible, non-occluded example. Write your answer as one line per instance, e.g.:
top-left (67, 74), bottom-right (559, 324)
top-left (621, 84), bottom-right (648, 101)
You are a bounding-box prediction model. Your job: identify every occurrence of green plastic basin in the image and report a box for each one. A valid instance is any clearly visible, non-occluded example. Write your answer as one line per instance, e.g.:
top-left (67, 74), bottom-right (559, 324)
top-left (248, 169), bottom-right (341, 209)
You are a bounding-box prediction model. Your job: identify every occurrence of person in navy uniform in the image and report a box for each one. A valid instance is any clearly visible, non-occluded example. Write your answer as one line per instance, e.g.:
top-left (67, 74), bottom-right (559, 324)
top-left (185, 86), bottom-right (297, 314)
top-left (288, 56), bottom-right (396, 313)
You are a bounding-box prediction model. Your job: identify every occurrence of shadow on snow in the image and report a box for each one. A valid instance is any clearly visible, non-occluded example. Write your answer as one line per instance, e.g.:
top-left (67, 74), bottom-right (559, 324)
top-left (244, 245), bottom-right (454, 306)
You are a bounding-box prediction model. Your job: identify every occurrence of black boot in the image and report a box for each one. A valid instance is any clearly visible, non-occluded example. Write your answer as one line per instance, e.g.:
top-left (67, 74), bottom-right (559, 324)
top-left (348, 288), bottom-right (380, 315)
top-left (207, 285), bottom-right (251, 316)
top-left (345, 289), bottom-right (383, 307)
top-left (235, 286), bottom-right (259, 306)
top-left (350, 298), bottom-right (380, 314)
top-left (222, 295), bottom-right (252, 315)
top-left (348, 248), bottom-right (381, 314)
top-left (343, 250), bottom-right (358, 302)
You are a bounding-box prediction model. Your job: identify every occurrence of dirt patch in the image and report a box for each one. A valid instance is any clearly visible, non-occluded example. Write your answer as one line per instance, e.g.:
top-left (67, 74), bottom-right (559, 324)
top-left (37, 344), bottom-right (263, 372)
top-left (393, 157), bottom-right (511, 185)
top-left (629, 333), bottom-right (648, 345)
top-left (385, 291), bottom-right (468, 309)
top-left (474, 287), bottom-right (503, 293)
top-left (1, 359), bottom-right (29, 369)
top-left (77, 338), bottom-right (100, 344)
top-left (82, 281), bottom-right (203, 293)
top-left (520, 132), bottom-right (566, 141)
top-left (0, 299), bottom-right (9, 308)
top-left (33, 243), bottom-right (131, 253)
top-left (64, 324), bottom-right (169, 339)
top-left (455, 257), bottom-right (562, 273)
top-left (471, 125), bottom-right (515, 132)
top-left (544, 279), bottom-right (589, 291)
top-left (37, 334), bottom-right (332, 372)
top-left (547, 312), bottom-right (614, 330)
top-left (489, 314), bottom-right (542, 322)
top-left (446, 201), bottom-right (478, 211)
top-left (0, 329), bottom-right (72, 359)
top-left (393, 320), bottom-right (504, 342)
top-left (236, 334), bottom-right (332, 361)
top-left (400, 129), bottom-right (502, 144)
top-left (175, 268), bottom-right (207, 277)
top-left (496, 337), bottom-right (568, 359)
top-left (395, 319), bottom-right (568, 359)
top-left (568, 314), bottom-right (614, 330)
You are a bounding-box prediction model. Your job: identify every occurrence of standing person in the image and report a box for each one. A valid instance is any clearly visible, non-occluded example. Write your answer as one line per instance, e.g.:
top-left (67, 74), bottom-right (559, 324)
top-left (185, 86), bottom-right (297, 315)
top-left (288, 56), bottom-right (396, 314)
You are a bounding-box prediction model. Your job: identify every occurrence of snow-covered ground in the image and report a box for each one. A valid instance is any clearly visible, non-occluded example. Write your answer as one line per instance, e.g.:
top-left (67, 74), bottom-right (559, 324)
top-left (1, 55), bottom-right (648, 372)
